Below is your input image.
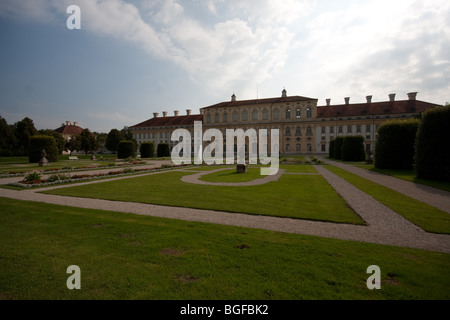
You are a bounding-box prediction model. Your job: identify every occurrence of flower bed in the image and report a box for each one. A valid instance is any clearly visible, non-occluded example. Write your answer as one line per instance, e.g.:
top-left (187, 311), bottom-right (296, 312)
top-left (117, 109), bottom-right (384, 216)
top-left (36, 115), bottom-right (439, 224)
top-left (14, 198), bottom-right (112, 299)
top-left (8, 164), bottom-right (193, 188)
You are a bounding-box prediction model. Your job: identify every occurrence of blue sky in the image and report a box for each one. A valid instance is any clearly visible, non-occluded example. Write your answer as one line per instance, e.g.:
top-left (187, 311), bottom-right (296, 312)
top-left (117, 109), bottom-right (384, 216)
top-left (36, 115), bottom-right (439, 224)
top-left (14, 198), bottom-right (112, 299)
top-left (1, 0), bottom-right (449, 133)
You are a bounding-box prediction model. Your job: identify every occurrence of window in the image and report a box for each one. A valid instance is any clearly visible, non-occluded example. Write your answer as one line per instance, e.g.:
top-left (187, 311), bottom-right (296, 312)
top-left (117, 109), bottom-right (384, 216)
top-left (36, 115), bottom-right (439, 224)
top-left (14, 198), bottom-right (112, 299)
top-left (366, 125), bottom-right (371, 132)
top-left (307, 143), bottom-right (312, 153)
top-left (286, 144), bottom-right (290, 152)
top-left (347, 125), bottom-right (352, 133)
top-left (307, 108), bottom-right (312, 118)
top-left (286, 109), bottom-right (291, 119)
top-left (330, 127), bottom-right (334, 134)
top-left (286, 127), bottom-right (291, 135)
top-left (207, 114), bottom-right (211, 123)
top-left (306, 126), bottom-right (312, 136)
top-left (321, 144), bottom-right (326, 152)
top-left (339, 126), bottom-right (343, 133)
top-left (296, 144), bottom-right (301, 153)
top-left (233, 112), bottom-right (238, 122)
top-left (215, 113), bottom-right (219, 123)
top-left (357, 125), bottom-right (361, 133)
top-left (296, 108), bottom-right (301, 118)
top-left (223, 113), bottom-right (228, 123)
top-left (321, 127), bottom-right (326, 134)
top-left (273, 109), bottom-right (279, 119)
top-left (263, 109), bottom-right (268, 120)
top-left (252, 110), bottom-right (258, 121)
top-left (295, 126), bottom-right (301, 136)
top-left (242, 111), bottom-right (248, 121)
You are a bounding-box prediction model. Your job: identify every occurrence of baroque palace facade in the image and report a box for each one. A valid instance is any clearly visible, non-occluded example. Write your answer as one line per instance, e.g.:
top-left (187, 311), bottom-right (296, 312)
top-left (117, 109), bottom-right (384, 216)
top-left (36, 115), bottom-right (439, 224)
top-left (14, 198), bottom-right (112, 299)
top-left (129, 89), bottom-right (440, 155)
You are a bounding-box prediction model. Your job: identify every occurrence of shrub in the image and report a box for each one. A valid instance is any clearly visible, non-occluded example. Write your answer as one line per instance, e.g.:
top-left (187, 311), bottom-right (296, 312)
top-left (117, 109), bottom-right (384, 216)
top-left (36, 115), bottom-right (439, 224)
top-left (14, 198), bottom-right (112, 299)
top-left (28, 135), bottom-right (58, 163)
top-left (47, 173), bottom-right (71, 182)
top-left (374, 119), bottom-right (420, 170)
top-left (415, 106), bottom-right (450, 181)
top-left (157, 143), bottom-right (170, 157)
top-left (140, 142), bottom-right (154, 158)
top-left (117, 140), bottom-right (136, 159)
top-left (329, 139), bottom-right (335, 158)
top-left (342, 136), bottom-right (365, 161)
top-left (334, 137), bottom-right (345, 160)
top-left (24, 171), bottom-right (41, 182)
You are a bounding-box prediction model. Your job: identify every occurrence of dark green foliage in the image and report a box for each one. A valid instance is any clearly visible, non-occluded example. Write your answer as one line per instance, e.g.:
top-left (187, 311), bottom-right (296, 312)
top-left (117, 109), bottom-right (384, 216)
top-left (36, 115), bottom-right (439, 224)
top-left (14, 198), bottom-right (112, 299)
top-left (105, 129), bottom-right (124, 153)
top-left (329, 139), bottom-right (335, 158)
top-left (28, 135), bottom-right (58, 163)
top-left (157, 143), bottom-right (170, 157)
top-left (375, 119), bottom-right (420, 170)
top-left (117, 140), bottom-right (136, 159)
top-left (140, 142), bottom-right (154, 158)
top-left (334, 137), bottom-right (345, 160)
top-left (14, 117), bottom-right (37, 156)
top-left (415, 106), bottom-right (450, 181)
top-left (39, 129), bottom-right (65, 155)
top-left (79, 129), bottom-right (100, 156)
top-left (342, 136), bottom-right (365, 161)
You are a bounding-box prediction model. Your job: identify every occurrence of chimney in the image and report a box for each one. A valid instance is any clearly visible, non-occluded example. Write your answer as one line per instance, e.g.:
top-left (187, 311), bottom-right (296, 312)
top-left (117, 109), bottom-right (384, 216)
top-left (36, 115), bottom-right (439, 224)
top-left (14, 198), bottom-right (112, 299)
top-left (186, 109), bottom-right (192, 116)
top-left (73, 121), bottom-right (78, 127)
top-left (282, 88), bottom-right (287, 98)
top-left (389, 94), bottom-right (396, 102)
top-left (344, 97), bottom-right (350, 105)
top-left (66, 121), bottom-right (71, 126)
top-left (326, 99), bottom-right (331, 106)
top-left (408, 92), bottom-right (418, 101)
top-left (366, 96), bottom-right (372, 104)
top-left (162, 111), bottom-right (168, 117)
top-left (174, 110), bottom-right (179, 116)
top-left (153, 112), bottom-right (159, 118)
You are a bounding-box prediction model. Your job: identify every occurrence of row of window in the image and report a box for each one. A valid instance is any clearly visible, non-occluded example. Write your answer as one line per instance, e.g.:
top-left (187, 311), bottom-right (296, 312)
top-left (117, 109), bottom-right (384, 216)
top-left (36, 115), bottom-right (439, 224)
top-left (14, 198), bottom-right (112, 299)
top-left (206, 108), bottom-right (313, 124)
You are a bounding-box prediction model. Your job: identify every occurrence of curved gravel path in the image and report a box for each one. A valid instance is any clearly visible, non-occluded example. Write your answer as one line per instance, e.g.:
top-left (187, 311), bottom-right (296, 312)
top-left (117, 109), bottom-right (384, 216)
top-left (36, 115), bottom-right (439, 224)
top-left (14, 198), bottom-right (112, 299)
top-left (1, 162), bottom-right (449, 253)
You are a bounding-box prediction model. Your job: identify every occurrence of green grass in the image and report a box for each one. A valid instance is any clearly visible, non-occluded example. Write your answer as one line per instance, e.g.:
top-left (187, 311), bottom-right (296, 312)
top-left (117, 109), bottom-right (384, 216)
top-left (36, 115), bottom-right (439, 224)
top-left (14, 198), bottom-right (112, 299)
top-left (326, 166), bottom-right (450, 234)
top-left (43, 166), bottom-right (364, 225)
top-left (0, 197), bottom-right (449, 300)
top-left (200, 168), bottom-right (266, 183)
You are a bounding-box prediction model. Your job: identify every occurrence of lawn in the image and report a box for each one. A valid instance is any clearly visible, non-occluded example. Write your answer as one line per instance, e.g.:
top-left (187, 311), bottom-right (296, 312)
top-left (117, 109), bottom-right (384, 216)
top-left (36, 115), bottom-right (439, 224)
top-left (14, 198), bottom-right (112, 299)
top-left (42, 166), bottom-right (364, 225)
top-left (326, 166), bottom-right (450, 234)
top-left (0, 197), bottom-right (449, 300)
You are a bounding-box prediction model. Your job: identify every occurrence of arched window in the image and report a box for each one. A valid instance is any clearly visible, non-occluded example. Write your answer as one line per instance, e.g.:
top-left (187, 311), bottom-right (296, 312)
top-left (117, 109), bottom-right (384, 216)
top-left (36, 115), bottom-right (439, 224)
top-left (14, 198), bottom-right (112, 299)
top-left (285, 127), bottom-right (291, 135)
top-left (242, 111), bottom-right (248, 121)
top-left (206, 114), bottom-right (211, 123)
top-left (215, 113), bottom-right (219, 123)
top-left (223, 113), bottom-right (228, 123)
top-left (307, 143), bottom-right (312, 153)
top-left (286, 109), bottom-right (291, 119)
top-left (296, 108), bottom-right (301, 118)
top-left (307, 107), bottom-right (312, 118)
top-left (263, 109), bottom-right (268, 120)
top-left (252, 110), bottom-right (258, 121)
top-left (233, 111), bottom-right (238, 122)
top-left (296, 126), bottom-right (301, 136)
top-left (273, 109), bottom-right (279, 120)
top-left (306, 126), bottom-right (312, 136)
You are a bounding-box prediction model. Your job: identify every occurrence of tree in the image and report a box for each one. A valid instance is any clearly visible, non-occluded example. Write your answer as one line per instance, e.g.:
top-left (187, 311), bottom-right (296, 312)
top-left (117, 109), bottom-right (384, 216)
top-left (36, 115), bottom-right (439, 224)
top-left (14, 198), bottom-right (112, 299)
top-left (342, 136), bottom-right (365, 161)
top-left (140, 142), bottom-right (154, 158)
top-left (79, 129), bottom-right (100, 155)
top-left (14, 117), bottom-right (37, 155)
top-left (28, 135), bottom-right (58, 163)
top-left (157, 143), bottom-right (170, 157)
top-left (117, 140), bottom-right (136, 159)
top-left (0, 116), bottom-right (17, 156)
top-left (65, 136), bottom-right (81, 155)
top-left (105, 129), bottom-right (124, 153)
top-left (39, 129), bottom-right (65, 155)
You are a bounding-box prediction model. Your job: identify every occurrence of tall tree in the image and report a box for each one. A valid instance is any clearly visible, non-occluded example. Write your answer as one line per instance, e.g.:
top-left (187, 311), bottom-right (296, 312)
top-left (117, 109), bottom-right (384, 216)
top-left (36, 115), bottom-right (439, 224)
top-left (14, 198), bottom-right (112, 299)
top-left (39, 129), bottom-right (65, 155)
top-left (0, 116), bottom-right (17, 156)
top-left (105, 129), bottom-right (124, 153)
top-left (14, 117), bottom-right (37, 155)
top-left (79, 128), bottom-right (100, 155)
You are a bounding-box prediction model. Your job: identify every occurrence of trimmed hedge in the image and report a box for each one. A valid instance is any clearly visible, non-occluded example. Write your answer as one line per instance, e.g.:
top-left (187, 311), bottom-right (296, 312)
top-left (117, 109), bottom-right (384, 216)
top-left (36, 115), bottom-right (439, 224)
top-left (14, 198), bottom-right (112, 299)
top-left (329, 139), bottom-right (335, 159)
top-left (333, 136), bottom-right (345, 160)
top-left (415, 106), bottom-right (450, 181)
top-left (117, 140), bottom-right (136, 159)
top-left (28, 135), bottom-right (58, 163)
top-left (375, 119), bottom-right (420, 170)
top-left (157, 143), bottom-right (170, 157)
top-left (342, 136), bottom-right (365, 161)
top-left (140, 142), bottom-right (154, 158)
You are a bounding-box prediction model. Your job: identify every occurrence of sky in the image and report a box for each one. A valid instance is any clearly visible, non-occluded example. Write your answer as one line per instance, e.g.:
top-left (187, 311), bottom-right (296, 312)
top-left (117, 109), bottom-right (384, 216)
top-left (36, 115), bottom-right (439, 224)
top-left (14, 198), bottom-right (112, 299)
top-left (0, 0), bottom-right (449, 133)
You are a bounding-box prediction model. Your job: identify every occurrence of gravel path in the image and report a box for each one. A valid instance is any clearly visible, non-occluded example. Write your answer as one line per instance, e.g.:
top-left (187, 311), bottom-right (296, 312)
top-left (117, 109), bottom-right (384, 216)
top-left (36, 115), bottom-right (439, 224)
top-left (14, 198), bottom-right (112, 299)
top-left (1, 162), bottom-right (449, 253)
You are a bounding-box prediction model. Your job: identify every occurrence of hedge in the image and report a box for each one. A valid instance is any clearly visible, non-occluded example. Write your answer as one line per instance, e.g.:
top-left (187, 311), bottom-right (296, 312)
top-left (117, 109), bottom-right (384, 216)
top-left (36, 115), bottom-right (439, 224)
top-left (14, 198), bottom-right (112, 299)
top-left (333, 136), bottom-right (345, 160)
top-left (28, 135), bottom-right (58, 163)
top-left (157, 143), bottom-right (170, 157)
top-left (140, 142), bottom-right (154, 158)
top-left (329, 139), bottom-right (335, 159)
top-left (415, 106), bottom-right (450, 181)
top-left (374, 119), bottom-right (420, 170)
top-left (117, 140), bottom-right (136, 159)
top-left (342, 136), bottom-right (365, 161)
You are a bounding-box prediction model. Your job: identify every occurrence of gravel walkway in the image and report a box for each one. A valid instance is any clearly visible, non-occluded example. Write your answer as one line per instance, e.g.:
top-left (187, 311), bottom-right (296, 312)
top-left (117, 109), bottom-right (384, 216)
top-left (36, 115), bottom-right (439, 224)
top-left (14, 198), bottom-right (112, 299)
top-left (1, 162), bottom-right (449, 253)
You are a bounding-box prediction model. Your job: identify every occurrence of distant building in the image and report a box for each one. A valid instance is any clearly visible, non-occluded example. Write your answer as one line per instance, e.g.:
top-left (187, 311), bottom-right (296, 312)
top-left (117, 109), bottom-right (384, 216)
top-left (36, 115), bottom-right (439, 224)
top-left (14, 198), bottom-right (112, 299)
top-left (54, 121), bottom-right (83, 141)
top-left (129, 90), bottom-right (441, 155)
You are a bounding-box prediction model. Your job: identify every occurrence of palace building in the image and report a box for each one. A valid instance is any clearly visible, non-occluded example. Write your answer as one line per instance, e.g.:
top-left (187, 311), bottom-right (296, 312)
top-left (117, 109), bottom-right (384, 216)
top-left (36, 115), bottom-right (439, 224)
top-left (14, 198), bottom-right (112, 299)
top-left (129, 89), bottom-right (441, 156)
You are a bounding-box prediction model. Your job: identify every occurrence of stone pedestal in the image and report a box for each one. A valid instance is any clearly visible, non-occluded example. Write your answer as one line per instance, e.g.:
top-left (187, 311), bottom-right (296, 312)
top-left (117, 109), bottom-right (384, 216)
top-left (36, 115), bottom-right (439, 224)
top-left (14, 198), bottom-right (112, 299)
top-left (236, 164), bottom-right (248, 173)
